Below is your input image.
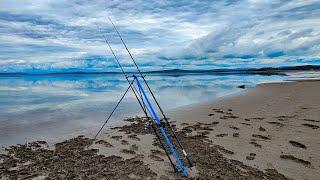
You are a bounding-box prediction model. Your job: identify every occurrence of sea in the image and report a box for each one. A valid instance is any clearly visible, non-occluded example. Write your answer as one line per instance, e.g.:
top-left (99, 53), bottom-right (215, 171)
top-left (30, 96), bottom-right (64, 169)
top-left (0, 71), bottom-right (319, 146)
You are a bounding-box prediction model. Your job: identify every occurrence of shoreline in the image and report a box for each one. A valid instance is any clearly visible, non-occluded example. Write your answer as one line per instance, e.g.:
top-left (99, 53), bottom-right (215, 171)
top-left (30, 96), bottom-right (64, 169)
top-left (1, 80), bottom-right (319, 179)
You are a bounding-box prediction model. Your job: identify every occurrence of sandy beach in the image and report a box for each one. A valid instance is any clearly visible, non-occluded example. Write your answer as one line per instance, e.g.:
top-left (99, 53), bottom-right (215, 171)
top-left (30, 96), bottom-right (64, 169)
top-left (1, 80), bottom-right (319, 179)
top-left (171, 80), bottom-right (320, 179)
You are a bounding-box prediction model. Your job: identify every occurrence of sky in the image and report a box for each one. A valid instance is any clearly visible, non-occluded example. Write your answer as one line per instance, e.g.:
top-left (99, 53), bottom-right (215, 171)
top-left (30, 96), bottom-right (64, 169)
top-left (0, 0), bottom-right (320, 73)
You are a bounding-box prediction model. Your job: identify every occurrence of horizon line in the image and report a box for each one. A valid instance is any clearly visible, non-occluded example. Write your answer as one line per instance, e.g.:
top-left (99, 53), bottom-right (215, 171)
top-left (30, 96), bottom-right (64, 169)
top-left (0, 65), bottom-right (319, 76)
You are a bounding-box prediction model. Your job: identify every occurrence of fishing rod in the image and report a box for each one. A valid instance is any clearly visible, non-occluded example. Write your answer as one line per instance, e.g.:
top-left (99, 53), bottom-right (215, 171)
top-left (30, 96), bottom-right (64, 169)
top-left (133, 74), bottom-right (187, 175)
top-left (103, 37), bottom-right (147, 113)
top-left (92, 25), bottom-right (177, 171)
top-left (104, 36), bottom-right (177, 172)
top-left (90, 24), bottom-right (145, 140)
top-left (96, 23), bottom-right (147, 113)
top-left (108, 17), bottom-right (193, 168)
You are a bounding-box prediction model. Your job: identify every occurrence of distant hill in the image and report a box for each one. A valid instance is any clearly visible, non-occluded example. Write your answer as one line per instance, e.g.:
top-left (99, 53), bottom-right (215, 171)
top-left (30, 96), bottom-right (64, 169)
top-left (0, 65), bottom-right (319, 76)
top-left (146, 65), bottom-right (320, 75)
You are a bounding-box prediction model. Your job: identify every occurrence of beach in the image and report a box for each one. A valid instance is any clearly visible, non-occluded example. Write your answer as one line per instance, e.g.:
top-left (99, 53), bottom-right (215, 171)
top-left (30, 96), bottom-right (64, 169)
top-left (170, 80), bottom-right (320, 179)
top-left (1, 80), bottom-right (319, 179)
top-left (1, 0), bottom-right (320, 179)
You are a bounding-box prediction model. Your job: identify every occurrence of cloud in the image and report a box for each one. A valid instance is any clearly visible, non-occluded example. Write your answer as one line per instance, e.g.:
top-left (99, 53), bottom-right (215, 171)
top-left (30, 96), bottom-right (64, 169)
top-left (162, 0), bottom-right (320, 68)
top-left (0, 0), bottom-right (319, 72)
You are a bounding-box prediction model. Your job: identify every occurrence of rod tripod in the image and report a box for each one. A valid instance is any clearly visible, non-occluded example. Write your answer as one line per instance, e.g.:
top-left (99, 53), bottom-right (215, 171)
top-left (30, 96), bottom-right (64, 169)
top-left (92, 17), bottom-right (193, 176)
top-left (133, 75), bottom-right (188, 175)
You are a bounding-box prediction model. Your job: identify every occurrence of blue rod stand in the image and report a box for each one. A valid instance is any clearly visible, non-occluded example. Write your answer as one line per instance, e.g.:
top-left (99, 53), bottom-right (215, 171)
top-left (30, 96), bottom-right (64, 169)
top-left (134, 75), bottom-right (188, 176)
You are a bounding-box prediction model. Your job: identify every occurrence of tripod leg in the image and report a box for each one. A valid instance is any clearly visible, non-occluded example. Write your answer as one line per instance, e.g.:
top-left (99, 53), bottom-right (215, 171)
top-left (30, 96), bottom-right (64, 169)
top-left (150, 124), bottom-right (177, 172)
top-left (90, 78), bottom-right (136, 146)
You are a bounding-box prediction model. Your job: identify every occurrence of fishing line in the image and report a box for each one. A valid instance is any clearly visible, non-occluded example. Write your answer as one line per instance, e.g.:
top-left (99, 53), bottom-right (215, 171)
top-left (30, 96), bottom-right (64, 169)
top-left (90, 78), bottom-right (135, 145)
top-left (92, 23), bottom-right (177, 169)
top-left (108, 17), bottom-right (193, 167)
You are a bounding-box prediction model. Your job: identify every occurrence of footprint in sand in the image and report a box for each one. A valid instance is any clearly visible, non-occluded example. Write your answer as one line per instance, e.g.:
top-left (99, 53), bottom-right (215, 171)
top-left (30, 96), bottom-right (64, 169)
top-left (111, 136), bottom-right (122, 141)
top-left (211, 121), bottom-right (219, 125)
top-left (258, 126), bottom-right (266, 132)
top-left (229, 126), bottom-right (239, 130)
top-left (302, 119), bottom-right (320, 123)
top-left (121, 149), bottom-right (136, 154)
top-left (110, 126), bottom-right (120, 130)
top-left (121, 140), bottom-right (129, 145)
top-left (250, 141), bottom-right (262, 148)
top-left (198, 131), bottom-right (211, 137)
top-left (302, 123), bottom-right (319, 129)
top-left (246, 153), bottom-right (256, 160)
top-left (206, 127), bottom-right (215, 131)
top-left (149, 154), bottom-right (164, 161)
top-left (275, 115), bottom-right (297, 119)
top-left (242, 123), bottom-right (251, 126)
top-left (208, 113), bottom-right (214, 116)
top-left (215, 145), bottom-right (234, 155)
top-left (216, 133), bottom-right (228, 137)
top-left (280, 155), bottom-right (311, 167)
top-left (268, 121), bottom-right (284, 127)
top-left (220, 115), bottom-right (239, 119)
top-left (128, 134), bottom-right (141, 141)
top-left (95, 140), bottom-right (113, 147)
top-left (246, 117), bottom-right (265, 121)
top-left (220, 116), bottom-right (228, 120)
top-left (275, 115), bottom-right (296, 121)
top-left (246, 156), bottom-right (255, 160)
top-left (229, 115), bottom-right (239, 119)
top-left (213, 109), bottom-right (224, 113)
top-left (150, 149), bottom-right (164, 156)
top-left (233, 133), bottom-right (239, 137)
top-left (252, 134), bottom-right (270, 140)
top-left (289, 141), bottom-right (307, 149)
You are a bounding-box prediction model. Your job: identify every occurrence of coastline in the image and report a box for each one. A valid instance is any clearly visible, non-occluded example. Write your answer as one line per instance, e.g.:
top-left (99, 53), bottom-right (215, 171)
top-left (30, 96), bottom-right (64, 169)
top-left (1, 80), bottom-right (319, 179)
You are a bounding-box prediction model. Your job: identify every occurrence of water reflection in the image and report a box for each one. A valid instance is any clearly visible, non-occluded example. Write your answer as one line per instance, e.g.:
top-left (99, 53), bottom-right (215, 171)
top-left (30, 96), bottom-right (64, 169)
top-left (0, 73), bottom-right (290, 146)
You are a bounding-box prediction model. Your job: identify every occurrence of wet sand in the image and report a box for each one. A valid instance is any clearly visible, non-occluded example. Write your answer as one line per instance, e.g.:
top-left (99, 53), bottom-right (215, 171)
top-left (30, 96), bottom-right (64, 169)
top-left (1, 80), bottom-right (319, 179)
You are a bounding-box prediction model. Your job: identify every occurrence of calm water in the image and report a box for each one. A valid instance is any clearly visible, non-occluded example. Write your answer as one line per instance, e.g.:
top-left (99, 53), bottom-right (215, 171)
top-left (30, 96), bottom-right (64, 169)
top-left (0, 72), bottom-right (316, 146)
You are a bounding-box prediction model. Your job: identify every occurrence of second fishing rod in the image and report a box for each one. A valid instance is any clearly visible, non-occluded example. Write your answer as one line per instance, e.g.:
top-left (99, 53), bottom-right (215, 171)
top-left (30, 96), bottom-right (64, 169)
top-left (108, 17), bottom-right (193, 167)
top-left (102, 34), bottom-right (178, 172)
